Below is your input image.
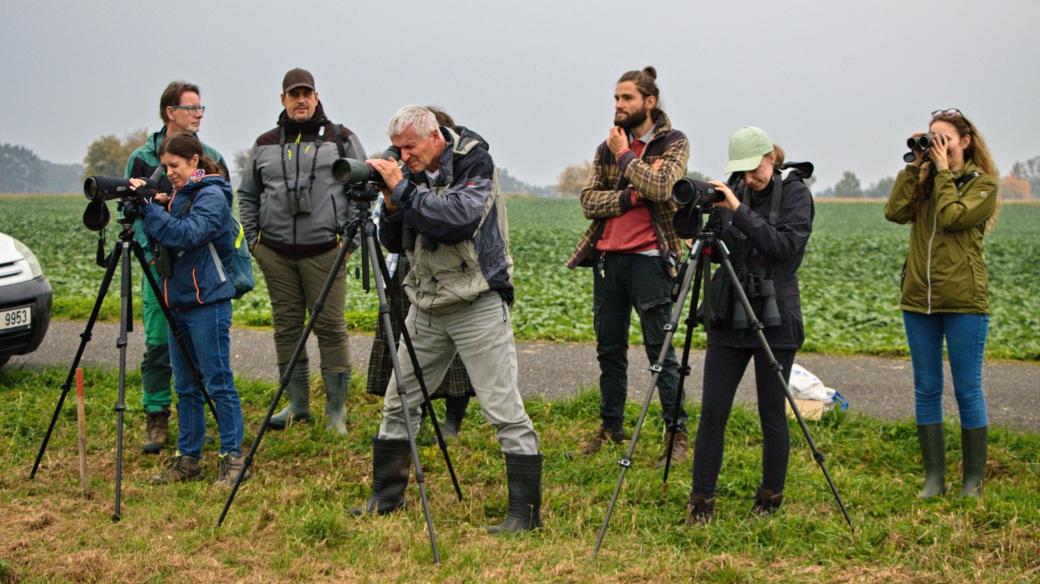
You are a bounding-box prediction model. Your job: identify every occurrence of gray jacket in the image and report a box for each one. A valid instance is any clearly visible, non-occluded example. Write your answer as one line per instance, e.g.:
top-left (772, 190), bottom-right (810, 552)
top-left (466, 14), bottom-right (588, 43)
top-left (238, 102), bottom-right (366, 256)
top-left (380, 126), bottom-right (513, 313)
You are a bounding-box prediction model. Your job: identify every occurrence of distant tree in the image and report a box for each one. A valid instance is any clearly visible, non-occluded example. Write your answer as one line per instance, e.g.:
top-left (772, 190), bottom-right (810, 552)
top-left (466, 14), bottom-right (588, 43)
top-left (1000, 174), bottom-right (1031, 200)
top-left (556, 161), bottom-right (592, 197)
top-left (0, 143), bottom-right (84, 193)
top-left (233, 149), bottom-right (251, 182)
top-left (83, 129), bottom-right (147, 178)
top-left (815, 185), bottom-right (835, 198)
top-left (686, 170), bottom-right (709, 182)
top-left (0, 143), bottom-right (46, 192)
top-left (832, 171), bottom-right (863, 197)
top-left (864, 175), bottom-right (895, 198)
top-left (497, 166), bottom-right (553, 197)
top-left (1010, 155), bottom-right (1040, 194)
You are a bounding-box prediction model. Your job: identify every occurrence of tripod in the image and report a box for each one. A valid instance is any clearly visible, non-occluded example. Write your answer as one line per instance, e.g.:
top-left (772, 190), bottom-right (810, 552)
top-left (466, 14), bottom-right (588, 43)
top-left (217, 191), bottom-right (461, 564)
top-left (593, 211), bottom-right (853, 556)
top-left (29, 205), bottom-right (221, 522)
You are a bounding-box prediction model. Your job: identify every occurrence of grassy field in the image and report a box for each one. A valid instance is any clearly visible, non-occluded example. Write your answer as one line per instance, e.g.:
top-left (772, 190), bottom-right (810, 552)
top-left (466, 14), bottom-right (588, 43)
top-left (1, 194), bottom-right (1038, 359)
top-left (1, 365), bottom-right (1038, 582)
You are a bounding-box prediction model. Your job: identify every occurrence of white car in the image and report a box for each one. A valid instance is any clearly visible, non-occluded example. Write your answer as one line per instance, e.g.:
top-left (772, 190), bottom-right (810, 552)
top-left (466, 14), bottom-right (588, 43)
top-left (0, 232), bottom-right (52, 368)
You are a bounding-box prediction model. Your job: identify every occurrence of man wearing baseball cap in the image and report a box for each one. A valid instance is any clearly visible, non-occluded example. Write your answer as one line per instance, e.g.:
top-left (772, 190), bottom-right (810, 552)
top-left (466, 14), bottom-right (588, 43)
top-left (238, 68), bottom-right (367, 436)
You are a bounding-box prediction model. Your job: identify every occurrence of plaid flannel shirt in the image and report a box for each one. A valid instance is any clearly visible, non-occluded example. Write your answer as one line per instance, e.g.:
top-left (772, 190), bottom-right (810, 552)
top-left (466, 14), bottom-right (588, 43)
top-left (566, 111), bottom-right (690, 275)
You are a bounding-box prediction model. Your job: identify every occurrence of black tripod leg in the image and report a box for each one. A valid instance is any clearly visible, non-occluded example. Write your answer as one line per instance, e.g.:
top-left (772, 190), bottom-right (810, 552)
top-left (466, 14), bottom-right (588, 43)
top-left (661, 257), bottom-right (705, 485)
top-left (30, 242), bottom-right (122, 479)
top-left (130, 242), bottom-right (220, 424)
top-left (365, 225), bottom-right (440, 563)
top-left (370, 239), bottom-right (463, 501)
top-left (714, 240), bottom-right (854, 532)
top-left (113, 241), bottom-right (135, 521)
top-left (593, 240), bottom-right (704, 557)
top-left (217, 222), bottom-right (356, 528)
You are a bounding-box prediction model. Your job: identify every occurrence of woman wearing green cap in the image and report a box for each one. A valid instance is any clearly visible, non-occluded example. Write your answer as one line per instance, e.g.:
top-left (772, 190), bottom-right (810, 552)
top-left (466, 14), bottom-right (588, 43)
top-left (885, 109), bottom-right (999, 500)
top-left (686, 126), bottom-right (815, 524)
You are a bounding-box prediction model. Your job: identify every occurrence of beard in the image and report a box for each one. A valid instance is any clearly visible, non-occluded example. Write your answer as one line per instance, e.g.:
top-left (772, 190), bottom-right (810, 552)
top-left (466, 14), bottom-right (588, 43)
top-left (614, 107), bottom-right (649, 130)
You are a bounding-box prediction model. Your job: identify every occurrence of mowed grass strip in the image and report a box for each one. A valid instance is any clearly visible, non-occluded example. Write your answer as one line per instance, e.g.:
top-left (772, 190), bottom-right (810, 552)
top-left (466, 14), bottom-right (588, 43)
top-left (1, 366), bottom-right (1038, 582)
top-left (1, 194), bottom-right (1038, 360)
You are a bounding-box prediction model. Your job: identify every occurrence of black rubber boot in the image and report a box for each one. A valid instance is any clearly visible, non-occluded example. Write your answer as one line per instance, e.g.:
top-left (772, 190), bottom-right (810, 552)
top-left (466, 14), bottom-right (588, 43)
top-left (353, 438), bottom-right (412, 516)
top-left (442, 394), bottom-right (470, 438)
top-left (917, 423), bottom-right (946, 499)
top-left (486, 453), bottom-right (543, 534)
top-left (960, 426), bottom-right (987, 499)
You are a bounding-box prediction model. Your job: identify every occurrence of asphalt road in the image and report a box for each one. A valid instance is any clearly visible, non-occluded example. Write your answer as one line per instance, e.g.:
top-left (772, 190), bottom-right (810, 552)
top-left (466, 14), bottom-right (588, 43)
top-left (7, 319), bottom-right (1039, 432)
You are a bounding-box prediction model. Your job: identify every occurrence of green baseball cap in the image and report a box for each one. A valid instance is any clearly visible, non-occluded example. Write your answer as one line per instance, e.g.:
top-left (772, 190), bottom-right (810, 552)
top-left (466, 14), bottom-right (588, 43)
top-left (725, 126), bottom-right (773, 173)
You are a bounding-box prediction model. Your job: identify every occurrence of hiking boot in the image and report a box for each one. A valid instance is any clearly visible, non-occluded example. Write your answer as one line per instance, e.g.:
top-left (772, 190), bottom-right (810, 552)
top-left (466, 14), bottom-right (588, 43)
top-left (656, 429), bottom-right (689, 468)
top-left (487, 453), bottom-right (543, 534)
top-left (960, 426), bottom-right (988, 499)
top-left (686, 493), bottom-right (715, 525)
top-left (579, 427), bottom-right (628, 456)
top-left (142, 409), bottom-right (170, 454)
top-left (323, 371), bottom-right (350, 436)
top-left (351, 439), bottom-right (412, 516)
top-left (751, 488), bottom-right (783, 516)
top-left (269, 363), bottom-right (312, 430)
top-left (917, 423), bottom-right (946, 499)
top-left (150, 454), bottom-right (202, 485)
top-left (213, 453), bottom-right (250, 488)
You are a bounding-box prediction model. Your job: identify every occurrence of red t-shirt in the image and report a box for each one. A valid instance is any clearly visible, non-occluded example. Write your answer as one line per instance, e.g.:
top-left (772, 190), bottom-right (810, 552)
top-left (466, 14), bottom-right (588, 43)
top-left (596, 140), bottom-right (659, 253)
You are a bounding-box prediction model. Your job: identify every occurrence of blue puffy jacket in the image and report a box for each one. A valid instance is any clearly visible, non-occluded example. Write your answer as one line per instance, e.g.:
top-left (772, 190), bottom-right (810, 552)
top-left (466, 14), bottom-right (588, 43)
top-left (141, 175), bottom-right (236, 309)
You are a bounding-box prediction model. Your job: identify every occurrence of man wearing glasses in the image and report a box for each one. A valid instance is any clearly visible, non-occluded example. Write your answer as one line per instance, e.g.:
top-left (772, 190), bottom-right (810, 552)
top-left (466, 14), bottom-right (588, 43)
top-left (238, 68), bottom-right (367, 436)
top-left (125, 80), bottom-right (230, 454)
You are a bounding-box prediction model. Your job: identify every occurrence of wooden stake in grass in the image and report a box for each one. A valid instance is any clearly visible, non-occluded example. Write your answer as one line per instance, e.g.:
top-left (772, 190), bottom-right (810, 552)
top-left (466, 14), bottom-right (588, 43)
top-left (75, 368), bottom-right (89, 498)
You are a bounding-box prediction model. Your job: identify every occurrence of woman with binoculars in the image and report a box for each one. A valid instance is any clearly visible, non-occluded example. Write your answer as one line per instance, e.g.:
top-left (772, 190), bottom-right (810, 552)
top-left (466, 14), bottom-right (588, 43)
top-left (885, 109), bottom-right (999, 500)
top-left (686, 126), bottom-right (815, 524)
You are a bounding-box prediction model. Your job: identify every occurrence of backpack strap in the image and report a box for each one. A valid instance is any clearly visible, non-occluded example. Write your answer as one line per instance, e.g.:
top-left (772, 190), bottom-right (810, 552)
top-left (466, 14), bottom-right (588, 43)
top-left (331, 123), bottom-right (347, 158)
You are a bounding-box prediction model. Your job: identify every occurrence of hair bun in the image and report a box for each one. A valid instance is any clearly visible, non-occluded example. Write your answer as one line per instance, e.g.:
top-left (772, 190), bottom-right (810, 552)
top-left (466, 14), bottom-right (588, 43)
top-left (642, 66), bottom-right (657, 80)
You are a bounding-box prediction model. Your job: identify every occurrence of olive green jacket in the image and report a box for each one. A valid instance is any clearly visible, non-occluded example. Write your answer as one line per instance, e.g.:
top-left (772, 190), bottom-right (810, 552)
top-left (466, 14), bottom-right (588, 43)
top-left (884, 160), bottom-right (998, 314)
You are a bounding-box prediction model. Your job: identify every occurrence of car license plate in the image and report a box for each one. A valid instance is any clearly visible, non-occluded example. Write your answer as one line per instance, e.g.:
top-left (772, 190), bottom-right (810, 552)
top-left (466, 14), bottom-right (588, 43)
top-left (0, 306), bottom-right (31, 331)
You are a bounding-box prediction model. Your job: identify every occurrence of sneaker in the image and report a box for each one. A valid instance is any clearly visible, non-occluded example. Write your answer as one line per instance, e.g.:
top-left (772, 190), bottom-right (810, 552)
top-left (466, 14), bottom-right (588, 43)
top-left (150, 454), bottom-right (202, 484)
top-left (655, 430), bottom-right (689, 468)
top-left (142, 410), bottom-right (170, 454)
top-left (213, 453), bottom-right (250, 488)
top-left (579, 427), bottom-right (628, 456)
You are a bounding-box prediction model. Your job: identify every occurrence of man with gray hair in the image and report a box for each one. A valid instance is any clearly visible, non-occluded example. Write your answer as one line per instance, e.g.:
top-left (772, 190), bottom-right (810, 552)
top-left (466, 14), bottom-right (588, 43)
top-left (358, 105), bottom-right (542, 533)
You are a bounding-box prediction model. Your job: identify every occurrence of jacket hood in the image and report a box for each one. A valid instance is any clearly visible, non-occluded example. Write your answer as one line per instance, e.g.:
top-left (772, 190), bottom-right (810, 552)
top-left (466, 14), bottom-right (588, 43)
top-left (450, 125), bottom-right (490, 152)
top-left (179, 174), bottom-right (233, 206)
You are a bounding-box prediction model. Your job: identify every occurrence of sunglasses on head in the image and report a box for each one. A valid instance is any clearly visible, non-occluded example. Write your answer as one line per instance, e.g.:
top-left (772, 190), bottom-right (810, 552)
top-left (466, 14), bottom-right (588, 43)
top-left (931, 108), bottom-right (962, 119)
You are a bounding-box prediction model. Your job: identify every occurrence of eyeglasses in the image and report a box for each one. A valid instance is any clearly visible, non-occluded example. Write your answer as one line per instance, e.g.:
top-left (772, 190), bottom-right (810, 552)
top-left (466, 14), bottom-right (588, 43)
top-left (931, 108), bottom-right (961, 119)
top-left (170, 105), bottom-right (206, 114)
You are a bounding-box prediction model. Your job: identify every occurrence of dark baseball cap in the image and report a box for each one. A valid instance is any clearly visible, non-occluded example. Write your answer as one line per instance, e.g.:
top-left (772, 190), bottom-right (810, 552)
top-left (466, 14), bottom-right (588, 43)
top-left (282, 68), bottom-right (315, 92)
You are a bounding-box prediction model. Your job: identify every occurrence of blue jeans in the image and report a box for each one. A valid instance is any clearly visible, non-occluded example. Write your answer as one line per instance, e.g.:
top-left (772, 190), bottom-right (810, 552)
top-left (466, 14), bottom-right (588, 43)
top-left (167, 300), bottom-right (243, 458)
top-left (902, 311), bottom-right (989, 429)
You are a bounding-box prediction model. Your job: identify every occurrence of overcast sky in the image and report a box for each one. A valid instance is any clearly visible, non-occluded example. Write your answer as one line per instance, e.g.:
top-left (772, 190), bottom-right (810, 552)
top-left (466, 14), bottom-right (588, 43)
top-left (3, 0), bottom-right (1038, 190)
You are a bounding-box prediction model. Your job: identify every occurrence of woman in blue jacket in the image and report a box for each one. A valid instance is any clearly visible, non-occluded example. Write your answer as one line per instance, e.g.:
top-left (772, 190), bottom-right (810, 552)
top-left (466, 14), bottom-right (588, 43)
top-left (131, 133), bottom-right (246, 487)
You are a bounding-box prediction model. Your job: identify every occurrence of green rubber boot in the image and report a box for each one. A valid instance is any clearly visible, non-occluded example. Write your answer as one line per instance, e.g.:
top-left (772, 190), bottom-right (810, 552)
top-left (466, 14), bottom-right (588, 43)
top-left (269, 363), bottom-right (312, 430)
top-left (917, 423), bottom-right (946, 499)
top-left (960, 426), bottom-right (988, 499)
top-left (323, 371), bottom-right (350, 436)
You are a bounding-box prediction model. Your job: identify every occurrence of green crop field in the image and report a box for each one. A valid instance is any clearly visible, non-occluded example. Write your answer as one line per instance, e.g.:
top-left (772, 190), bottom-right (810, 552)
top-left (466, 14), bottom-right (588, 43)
top-left (1, 193), bottom-right (1038, 359)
